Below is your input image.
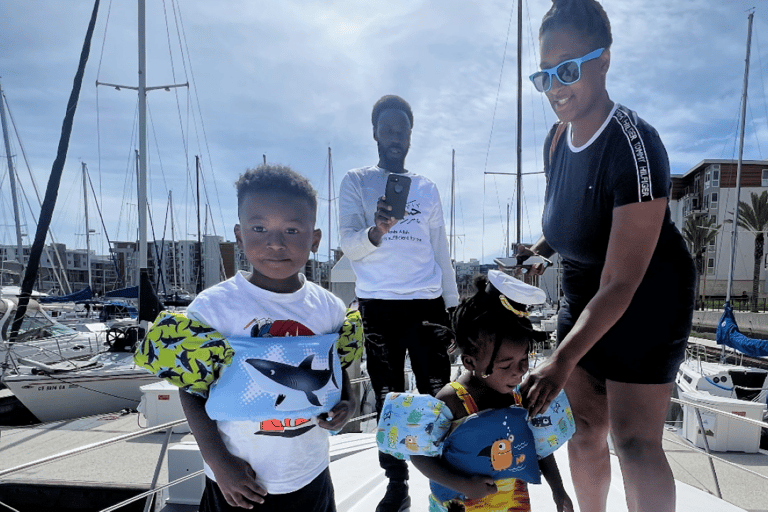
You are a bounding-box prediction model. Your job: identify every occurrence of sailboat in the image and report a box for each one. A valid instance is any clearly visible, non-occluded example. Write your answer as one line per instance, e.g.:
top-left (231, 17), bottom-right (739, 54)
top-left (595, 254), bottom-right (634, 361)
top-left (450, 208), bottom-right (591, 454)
top-left (0, 0), bottom-right (177, 422)
top-left (0, 83), bottom-right (112, 367)
top-left (675, 12), bottom-right (768, 454)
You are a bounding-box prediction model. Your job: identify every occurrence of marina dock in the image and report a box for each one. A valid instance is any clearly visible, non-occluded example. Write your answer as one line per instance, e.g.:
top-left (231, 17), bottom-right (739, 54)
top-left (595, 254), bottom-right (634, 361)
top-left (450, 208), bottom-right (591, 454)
top-left (0, 410), bottom-right (766, 511)
top-left (1, 335), bottom-right (766, 511)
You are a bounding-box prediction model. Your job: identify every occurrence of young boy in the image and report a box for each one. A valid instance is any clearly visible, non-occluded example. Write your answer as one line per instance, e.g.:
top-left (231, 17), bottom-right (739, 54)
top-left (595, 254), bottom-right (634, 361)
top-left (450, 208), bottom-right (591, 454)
top-left (179, 164), bottom-right (355, 511)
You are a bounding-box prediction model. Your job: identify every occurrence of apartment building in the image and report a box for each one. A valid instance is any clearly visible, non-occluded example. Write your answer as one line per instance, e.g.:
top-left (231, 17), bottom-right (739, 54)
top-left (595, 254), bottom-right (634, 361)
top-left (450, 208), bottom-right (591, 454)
top-left (670, 159), bottom-right (768, 299)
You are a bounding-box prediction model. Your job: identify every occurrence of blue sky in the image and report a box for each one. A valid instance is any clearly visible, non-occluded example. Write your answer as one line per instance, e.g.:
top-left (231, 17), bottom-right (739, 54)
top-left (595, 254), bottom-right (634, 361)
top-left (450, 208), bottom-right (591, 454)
top-left (1, 0), bottom-right (767, 265)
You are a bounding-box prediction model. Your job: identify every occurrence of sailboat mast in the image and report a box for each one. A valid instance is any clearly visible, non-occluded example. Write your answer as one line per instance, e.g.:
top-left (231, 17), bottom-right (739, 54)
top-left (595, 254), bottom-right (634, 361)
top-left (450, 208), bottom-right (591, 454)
top-left (328, 147), bottom-right (332, 267)
top-left (137, 0), bottom-right (148, 277)
top-left (725, 11), bottom-right (754, 305)
top-left (450, 149), bottom-right (455, 260)
top-left (170, 191), bottom-right (178, 291)
top-left (82, 162), bottom-right (92, 290)
top-left (515, 0), bottom-right (522, 247)
top-left (0, 81), bottom-right (25, 264)
top-left (196, 155), bottom-right (202, 293)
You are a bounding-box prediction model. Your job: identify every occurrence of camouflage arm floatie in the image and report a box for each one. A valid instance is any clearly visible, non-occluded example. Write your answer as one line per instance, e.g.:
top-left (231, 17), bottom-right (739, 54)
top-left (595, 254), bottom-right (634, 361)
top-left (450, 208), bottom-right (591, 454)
top-left (337, 309), bottom-right (364, 369)
top-left (134, 311), bottom-right (234, 398)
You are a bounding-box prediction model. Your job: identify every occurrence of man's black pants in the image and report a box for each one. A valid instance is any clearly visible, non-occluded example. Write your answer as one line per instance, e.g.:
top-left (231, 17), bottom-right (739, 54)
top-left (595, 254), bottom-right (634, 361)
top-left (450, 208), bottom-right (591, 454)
top-left (358, 297), bottom-right (452, 481)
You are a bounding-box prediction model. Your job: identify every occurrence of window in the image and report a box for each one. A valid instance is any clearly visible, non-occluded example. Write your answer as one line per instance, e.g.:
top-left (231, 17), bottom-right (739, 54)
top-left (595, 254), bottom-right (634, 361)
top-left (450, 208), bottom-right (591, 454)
top-left (711, 192), bottom-right (718, 209)
top-left (703, 195), bottom-right (709, 210)
top-left (704, 170), bottom-right (711, 188)
top-left (712, 167), bottom-right (720, 187)
top-left (762, 169), bottom-right (768, 187)
top-left (707, 257), bottom-right (715, 275)
top-left (694, 175), bottom-right (700, 194)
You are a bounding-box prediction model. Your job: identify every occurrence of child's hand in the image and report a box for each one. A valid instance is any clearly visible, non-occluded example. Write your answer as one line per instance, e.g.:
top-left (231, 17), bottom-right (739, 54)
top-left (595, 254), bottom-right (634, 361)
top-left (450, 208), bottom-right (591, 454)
top-left (458, 475), bottom-right (497, 500)
top-left (209, 452), bottom-right (267, 509)
top-left (552, 487), bottom-right (574, 512)
top-left (317, 399), bottom-right (353, 431)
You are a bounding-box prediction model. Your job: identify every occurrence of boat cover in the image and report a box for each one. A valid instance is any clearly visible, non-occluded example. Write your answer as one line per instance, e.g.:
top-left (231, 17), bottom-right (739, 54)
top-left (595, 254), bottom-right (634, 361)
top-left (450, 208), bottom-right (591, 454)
top-left (38, 286), bottom-right (93, 303)
top-left (716, 303), bottom-right (768, 357)
top-left (104, 285), bottom-right (138, 298)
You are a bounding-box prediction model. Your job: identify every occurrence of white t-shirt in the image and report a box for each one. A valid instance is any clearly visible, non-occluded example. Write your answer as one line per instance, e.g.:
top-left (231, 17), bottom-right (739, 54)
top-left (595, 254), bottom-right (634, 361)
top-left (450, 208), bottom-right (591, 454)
top-left (338, 165), bottom-right (459, 306)
top-left (186, 271), bottom-right (346, 494)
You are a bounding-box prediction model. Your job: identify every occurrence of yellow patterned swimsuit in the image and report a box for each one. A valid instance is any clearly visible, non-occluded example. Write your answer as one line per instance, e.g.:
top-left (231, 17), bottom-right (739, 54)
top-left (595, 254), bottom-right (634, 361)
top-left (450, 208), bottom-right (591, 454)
top-left (429, 382), bottom-right (531, 512)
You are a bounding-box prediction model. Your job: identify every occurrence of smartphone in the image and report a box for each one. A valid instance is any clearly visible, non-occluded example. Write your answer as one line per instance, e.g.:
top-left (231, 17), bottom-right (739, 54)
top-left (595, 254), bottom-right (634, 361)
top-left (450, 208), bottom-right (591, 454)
top-left (513, 256), bottom-right (552, 274)
top-left (384, 173), bottom-right (411, 220)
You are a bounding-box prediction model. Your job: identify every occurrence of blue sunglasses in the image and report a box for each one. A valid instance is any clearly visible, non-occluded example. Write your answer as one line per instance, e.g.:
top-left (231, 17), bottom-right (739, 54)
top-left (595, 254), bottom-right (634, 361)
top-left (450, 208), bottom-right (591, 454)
top-left (529, 48), bottom-right (605, 92)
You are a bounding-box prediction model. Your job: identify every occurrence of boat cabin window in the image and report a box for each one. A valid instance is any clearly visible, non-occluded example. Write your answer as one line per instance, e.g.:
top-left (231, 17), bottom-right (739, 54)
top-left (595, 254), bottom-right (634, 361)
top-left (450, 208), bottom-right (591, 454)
top-left (2, 310), bottom-right (78, 342)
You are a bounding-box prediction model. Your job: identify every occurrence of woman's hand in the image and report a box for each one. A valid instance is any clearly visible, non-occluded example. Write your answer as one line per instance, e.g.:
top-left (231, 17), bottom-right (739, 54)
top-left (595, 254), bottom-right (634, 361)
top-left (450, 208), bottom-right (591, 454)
top-left (520, 354), bottom-right (575, 418)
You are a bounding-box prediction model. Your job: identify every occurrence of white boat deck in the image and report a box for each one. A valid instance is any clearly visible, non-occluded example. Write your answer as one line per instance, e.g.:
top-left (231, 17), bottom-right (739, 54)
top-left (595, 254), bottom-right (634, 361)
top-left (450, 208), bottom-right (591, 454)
top-left (1, 412), bottom-right (763, 511)
top-left (329, 434), bottom-right (749, 512)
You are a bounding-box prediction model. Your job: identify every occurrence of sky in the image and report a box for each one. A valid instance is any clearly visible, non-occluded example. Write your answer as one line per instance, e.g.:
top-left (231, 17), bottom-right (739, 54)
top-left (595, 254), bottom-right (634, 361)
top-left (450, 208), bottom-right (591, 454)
top-left (1, 0), bottom-right (767, 266)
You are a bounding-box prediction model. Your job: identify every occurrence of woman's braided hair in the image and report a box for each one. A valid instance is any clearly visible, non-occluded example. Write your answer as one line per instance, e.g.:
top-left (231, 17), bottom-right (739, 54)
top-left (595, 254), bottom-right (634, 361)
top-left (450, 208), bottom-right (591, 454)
top-left (540, 0), bottom-right (612, 50)
top-left (452, 274), bottom-right (540, 377)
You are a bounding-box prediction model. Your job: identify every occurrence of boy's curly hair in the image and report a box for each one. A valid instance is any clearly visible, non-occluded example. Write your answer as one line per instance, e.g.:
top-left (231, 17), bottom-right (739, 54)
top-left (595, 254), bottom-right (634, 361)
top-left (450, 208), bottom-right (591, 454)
top-left (235, 164), bottom-right (317, 215)
top-left (452, 274), bottom-right (543, 377)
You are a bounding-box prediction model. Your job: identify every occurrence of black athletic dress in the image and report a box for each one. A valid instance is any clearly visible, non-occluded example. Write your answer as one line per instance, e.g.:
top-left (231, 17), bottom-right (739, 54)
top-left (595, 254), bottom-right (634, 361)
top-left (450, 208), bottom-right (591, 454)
top-left (542, 104), bottom-right (696, 384)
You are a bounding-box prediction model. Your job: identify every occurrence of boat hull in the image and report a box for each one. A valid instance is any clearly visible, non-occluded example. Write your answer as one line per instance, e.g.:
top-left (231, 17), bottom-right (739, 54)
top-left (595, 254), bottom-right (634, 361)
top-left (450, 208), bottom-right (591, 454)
top-left (2, 352), bottom-right (160, 423)
top-left (676, 359), bottom-right (768, 453)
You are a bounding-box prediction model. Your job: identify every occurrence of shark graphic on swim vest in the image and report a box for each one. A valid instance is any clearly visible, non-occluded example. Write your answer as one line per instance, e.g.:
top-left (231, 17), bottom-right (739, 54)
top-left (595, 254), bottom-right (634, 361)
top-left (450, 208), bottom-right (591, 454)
top-left (204, 331), bottom-right (343, 422)
top-left (243, 344), bottom-right (339, 409)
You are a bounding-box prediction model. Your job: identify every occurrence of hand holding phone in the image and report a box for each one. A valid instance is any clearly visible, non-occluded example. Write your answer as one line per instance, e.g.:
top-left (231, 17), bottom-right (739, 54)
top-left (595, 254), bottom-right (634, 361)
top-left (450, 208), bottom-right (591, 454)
top-left (513, 256), bottom-right (552, 275)
top-left (384, 173), bottom-right (411, 220)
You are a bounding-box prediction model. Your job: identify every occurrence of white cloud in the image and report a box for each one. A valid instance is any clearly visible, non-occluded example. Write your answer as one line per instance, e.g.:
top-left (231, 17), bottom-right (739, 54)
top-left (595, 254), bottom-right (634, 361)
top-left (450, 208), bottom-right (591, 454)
top-left (1, 0), bottom-right (767, 268)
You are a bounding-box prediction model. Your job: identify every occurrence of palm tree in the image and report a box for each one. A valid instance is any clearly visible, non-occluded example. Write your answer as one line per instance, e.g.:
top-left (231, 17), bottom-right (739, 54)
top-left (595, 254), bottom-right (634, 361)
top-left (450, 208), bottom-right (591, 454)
top-left (737, 190), bottom-right (768, 312)
top-left (682, 213), bottom-right (720, 309)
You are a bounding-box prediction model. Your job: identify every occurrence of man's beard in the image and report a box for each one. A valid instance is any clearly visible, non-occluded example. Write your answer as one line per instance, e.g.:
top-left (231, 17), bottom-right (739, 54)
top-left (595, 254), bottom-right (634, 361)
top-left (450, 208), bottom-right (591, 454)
top-left (377, 143), bottom-right (407, 170)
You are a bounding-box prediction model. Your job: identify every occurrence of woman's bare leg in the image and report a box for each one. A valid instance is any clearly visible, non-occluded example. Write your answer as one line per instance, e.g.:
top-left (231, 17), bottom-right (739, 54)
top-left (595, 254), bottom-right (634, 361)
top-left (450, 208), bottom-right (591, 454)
top-left (607, 380), bottom-right (675, 512)
top-left (565, 366), bottom-right (611, 512)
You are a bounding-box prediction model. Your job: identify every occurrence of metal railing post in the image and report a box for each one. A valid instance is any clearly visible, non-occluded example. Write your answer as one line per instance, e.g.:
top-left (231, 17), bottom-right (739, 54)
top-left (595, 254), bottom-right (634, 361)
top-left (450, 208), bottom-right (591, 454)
top-left (143, 425), bottom-right (174, 512)
top-left (693, 407), bottom-right (723, 499)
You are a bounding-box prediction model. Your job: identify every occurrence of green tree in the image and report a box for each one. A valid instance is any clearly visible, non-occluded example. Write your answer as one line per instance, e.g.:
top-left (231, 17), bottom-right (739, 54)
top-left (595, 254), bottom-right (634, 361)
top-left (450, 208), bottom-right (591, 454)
top-left (737, 191), bottom-right (768, 312)
top-left (682, 213), bottom-right (720, 309)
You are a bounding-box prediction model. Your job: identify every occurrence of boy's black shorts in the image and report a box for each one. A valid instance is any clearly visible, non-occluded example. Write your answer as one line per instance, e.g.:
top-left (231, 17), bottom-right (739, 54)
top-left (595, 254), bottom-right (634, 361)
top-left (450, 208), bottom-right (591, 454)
top-left (199, 467), bottom-right (335, 512)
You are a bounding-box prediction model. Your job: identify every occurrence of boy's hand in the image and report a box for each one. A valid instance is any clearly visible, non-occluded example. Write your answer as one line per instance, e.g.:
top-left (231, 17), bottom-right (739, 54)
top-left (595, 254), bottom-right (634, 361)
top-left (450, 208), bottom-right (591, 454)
top-left (317, 399), bottom-right (353, 431)
top-left (552, 487), bottom-right (574, 512)
top-left (458, 475), bottom-right (497, 500)
top-left (209, 452), bottom-right (267, 509)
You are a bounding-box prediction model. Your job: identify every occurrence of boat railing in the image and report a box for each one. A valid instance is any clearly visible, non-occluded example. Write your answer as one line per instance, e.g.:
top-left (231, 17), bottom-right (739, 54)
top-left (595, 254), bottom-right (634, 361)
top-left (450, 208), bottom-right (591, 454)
top-left (0, 362), bottom-right (465, 512)
top-left (667, 395), bottom-right (768, 500)
top-left (2, 365), bottom-right (763, 512)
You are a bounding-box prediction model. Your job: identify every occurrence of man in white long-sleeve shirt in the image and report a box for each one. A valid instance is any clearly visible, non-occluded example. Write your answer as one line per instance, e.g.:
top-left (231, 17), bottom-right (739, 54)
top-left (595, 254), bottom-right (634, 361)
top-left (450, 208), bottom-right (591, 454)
top-left (338, 95), bottom-right (459, 512)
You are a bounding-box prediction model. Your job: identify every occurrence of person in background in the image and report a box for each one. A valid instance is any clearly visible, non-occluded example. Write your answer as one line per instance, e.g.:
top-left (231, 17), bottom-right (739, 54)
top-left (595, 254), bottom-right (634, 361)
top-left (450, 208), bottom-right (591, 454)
top-left (339, 95), bottom-right (459, 512)
top-left (518, 1), bottom-right (696, 511)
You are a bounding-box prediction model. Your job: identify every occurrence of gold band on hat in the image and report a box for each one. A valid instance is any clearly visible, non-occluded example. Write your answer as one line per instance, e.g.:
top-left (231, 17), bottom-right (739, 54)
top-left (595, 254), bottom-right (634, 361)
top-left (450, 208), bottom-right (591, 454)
top-left (499, 295), bottom-right (529, 317)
